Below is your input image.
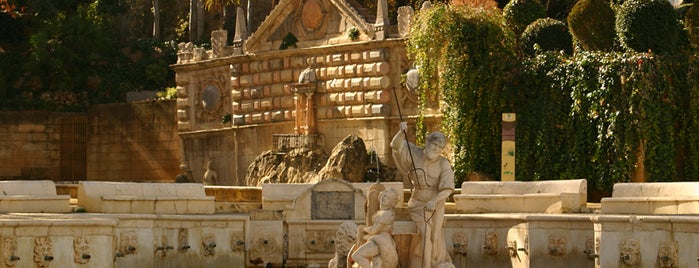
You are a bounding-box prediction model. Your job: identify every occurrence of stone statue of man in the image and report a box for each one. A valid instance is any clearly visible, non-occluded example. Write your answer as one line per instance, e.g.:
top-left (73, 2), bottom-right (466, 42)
top-left (390, 122), bottom-right (454, 268)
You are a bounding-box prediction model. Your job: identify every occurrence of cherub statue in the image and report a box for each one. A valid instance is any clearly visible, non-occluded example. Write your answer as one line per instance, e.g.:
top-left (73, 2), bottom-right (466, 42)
top-left (350, 188), bottom-right (400, 268)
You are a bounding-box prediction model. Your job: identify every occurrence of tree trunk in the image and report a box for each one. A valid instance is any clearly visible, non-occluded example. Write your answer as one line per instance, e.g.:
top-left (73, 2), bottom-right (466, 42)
top-left (197, 1), bottom-right (205, 41)
top-left (152, 0), bottom-right (161, 40)
top-left (189, 0), bottom-right (197, 42)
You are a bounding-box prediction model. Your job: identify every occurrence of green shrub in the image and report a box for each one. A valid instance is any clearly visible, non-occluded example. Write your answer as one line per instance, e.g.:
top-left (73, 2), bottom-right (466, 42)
top-left (520, 18), bottom-right (573, 55)
top-left (567, 0), bottom-right (616, 51)
top-left (615, 0), bottom-right (682, 53)
top-left (503, 0), bottom-right (547, 36)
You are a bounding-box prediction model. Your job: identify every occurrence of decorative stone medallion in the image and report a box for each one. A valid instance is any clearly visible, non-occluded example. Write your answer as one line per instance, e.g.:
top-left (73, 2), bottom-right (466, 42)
top-left (301, 0), bottom-right (324, 31)
top-left (202, 234), bottom-right (216, 257)
top-left (201, 85), bottom-right (222, 112)
top-left (305, 230), bottom-right (335, 253)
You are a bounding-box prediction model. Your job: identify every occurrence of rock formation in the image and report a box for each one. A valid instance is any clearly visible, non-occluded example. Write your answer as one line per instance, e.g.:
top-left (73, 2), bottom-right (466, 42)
top-left (245, 135), bottom-right (398, 186)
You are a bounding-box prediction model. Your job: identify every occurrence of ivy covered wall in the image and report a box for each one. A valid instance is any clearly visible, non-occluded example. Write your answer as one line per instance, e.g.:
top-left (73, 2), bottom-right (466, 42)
top-left (408, 3), bottom-right (699, 193)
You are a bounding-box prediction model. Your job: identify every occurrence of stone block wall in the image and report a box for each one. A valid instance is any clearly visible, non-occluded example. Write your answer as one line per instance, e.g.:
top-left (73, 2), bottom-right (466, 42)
top-left (0, 111), bottom-right (85, 180)
top-left (87, 101), bottom-right (181, 182)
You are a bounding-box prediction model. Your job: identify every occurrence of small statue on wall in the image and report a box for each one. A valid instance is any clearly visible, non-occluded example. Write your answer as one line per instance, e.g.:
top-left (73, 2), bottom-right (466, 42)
top-left (3, 237), bottom-right (19, 267)
top-left (350, 188), bottom-right (400, 268)
top-left (203, 160), bottom-right (218, 185)
top-left (33, 237), bottom-right (53, 267)
top-left (175, 164), bottom-right (194, 183)
top-left (620, 238), bottom-right (641, 267)
top-left (73, 236), bottom-right (91, 264)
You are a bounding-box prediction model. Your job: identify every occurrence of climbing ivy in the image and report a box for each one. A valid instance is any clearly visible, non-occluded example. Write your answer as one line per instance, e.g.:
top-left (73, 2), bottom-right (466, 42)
top-left (408, 3), bottom-right (517, 185)
top-left (407, 4), bottom-right (698, 193)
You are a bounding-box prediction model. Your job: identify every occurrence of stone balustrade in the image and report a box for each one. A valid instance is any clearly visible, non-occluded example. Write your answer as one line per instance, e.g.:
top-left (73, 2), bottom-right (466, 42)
top-left (0, 180), bottom-right (71, 213)
top-left (453, 179), bottom-right (587, 213)
top-left (77, 182), bottom-right (214, 214)
top-left (601, 182), bottom-right (699, 214)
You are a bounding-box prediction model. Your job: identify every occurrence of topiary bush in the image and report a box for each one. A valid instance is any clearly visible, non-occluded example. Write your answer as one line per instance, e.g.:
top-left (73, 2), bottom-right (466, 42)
top-left (503, 0), bottom-right (547, 36)
top-left (520, 18), bottom-right (573, 55)
top-left (615, 0), bottom-right (683, 53)
top-left (567, 0), bottom-right (616, 51)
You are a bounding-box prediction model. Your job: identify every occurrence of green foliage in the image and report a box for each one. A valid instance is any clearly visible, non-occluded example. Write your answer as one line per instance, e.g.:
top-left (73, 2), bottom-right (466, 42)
top-left (503, 0), bottom-right (547, 36)
top-left (348, 27), bottom-right (360, 41)
top-left (616, 0), bottom-right (683, 53)
top-left (567, 0), bottom-right (616, 51)
top-left (514, 51), bottom-right (694, 191)
top-left (520, 18), bottom-right (573, 55)
top-left (408, 3), bottom-right (517, 185)
top-left (280, 33), bottom-right (298, 50)
top-left (687, 3), bottom-right (699, 48)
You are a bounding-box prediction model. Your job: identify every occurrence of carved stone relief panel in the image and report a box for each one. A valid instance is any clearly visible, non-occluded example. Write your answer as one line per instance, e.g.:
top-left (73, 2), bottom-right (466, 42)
top-left (119, 231), bottom-right (138, 255)
top-left (483, 231), bottom-right (498, 255)
top-left (584, 236), bottom-right (596, 259)
top-left (33, 237), bottom-right (53, 267)
top-left (230, 233), bottom-right (245, 253)
top-left (656, 241), bottom-right (678, 268)
top-left (249, 233), bottom-right (281, 264)
top-left (73, 236), bottom-right (91, 264)
top-left (305, 230), bottom-right (335, 253)
top-left (620, 238), bottom-right (641, 267)
top-left (195, 78), bottom-right (228, 124)
top-left (311, 191), bottom-right (354, 220)
top-left (452, 231), bottom-right (468, 256)
top-left (178, 229), bottom-right (190, 251)
top-left (3, 237), bottom-right (19, 267)
top-left (202, 233), bottom-right (216, 257)
top-left (548, 234), bottom-right (567, 256)
top-left (154, 234), bottom-right (172, 257)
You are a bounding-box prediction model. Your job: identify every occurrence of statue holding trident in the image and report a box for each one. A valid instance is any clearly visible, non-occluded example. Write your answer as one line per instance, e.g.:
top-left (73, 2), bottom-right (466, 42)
top-left (390, 89), bottom-right (454, 268)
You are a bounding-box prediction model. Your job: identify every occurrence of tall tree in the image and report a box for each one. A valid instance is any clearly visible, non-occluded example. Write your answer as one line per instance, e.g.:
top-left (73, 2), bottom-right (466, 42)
top-left (201, 0), bottom-right (239, 29)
